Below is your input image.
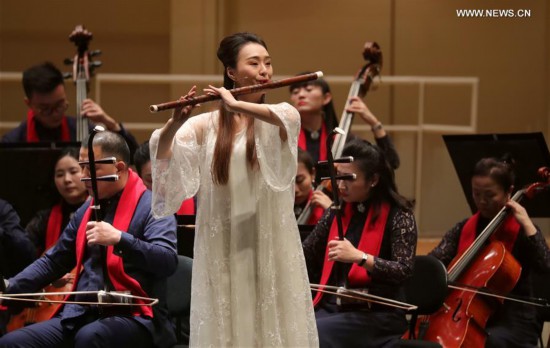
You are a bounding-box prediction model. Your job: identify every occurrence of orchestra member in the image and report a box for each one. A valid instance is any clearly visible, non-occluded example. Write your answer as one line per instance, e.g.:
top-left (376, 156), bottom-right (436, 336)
top-left (303, 139), bottom-right (416, 347)
top-left (429, 156), bottom-right (550, 347)
top-left (26, 148), bottom-right (88, 256)
top-left (2, 62), bottom-right (139, 161)
top-left (289, 74), bottom-right (400, 171)
top-left (0, 132), bottom-right (178, 348)
top-left (295, 148), bottom-right (331, 226)
top-left (0, 199), bottom-right (36, 336)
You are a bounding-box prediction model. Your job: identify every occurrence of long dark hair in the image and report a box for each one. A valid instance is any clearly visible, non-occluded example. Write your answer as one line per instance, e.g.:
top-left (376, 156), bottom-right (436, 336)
top-left (297, 148), bottom-right (315, 175)
top-left (212, 32), bottom-right (267, 185)
top-left (342, 139), bottom-right (413, 220)
top-left (289, 73), bottom-right (339, 132)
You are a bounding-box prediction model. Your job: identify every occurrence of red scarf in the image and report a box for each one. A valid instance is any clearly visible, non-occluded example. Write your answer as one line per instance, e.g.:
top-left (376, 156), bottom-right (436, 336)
top-left (313, 202), bottom-right (390, 307)
top-left (26, 109), bottom-right (71, 142)
top-left (56, 170), bottom-right (151, 318)
top-left (45, 203), bottom-right (64, 250)
top-left (176, 198), bottom-right (195, 215)
top-left (298, 122), bottom-right (327, 161)
top-left (457, 212), bottom-right (520, 255)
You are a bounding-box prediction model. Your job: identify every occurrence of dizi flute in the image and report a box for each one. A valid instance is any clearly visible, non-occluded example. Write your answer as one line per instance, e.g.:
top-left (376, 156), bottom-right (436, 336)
top-left (149, 71), bottom-right (323, 113)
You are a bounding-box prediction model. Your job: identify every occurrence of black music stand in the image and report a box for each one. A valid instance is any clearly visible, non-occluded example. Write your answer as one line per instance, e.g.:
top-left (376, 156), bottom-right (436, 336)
top-left (176, 215), bottom-right (196, 258)
top-left (0, 142), bottom-right (81, 226)
top-left (443, 132), bottom-right (550, 217)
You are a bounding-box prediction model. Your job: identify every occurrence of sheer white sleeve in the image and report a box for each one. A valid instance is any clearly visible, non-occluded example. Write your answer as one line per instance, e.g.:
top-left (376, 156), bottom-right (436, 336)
top-left (149, 114), bottom-right (207, 218)
top-left (254, 102), bottom-right (300, 192)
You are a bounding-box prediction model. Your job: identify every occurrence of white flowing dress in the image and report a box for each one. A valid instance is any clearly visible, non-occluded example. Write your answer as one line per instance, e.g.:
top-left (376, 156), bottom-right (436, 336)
top-left (150, 103), bottom-right (318, 347)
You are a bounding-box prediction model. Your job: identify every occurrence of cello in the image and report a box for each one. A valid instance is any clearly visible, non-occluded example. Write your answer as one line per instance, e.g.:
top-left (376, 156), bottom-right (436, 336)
top-left (414, 167), bottom-right (550, 347)
top-left (297, 42), bottom-right (382, 224)
top-left (6, 265), bottom-right (76, 331)
top-left (64, 25), bottom-right (102, 142)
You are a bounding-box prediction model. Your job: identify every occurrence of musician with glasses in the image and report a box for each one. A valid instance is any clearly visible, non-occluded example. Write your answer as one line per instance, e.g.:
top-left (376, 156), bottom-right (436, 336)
top-left (1, 62), bottom-right (138, 160)
top-left (289, 76), bottom-right (401, 227)
top-left (302, 139), bottom-right (417, 347)
top-left (0, 132), bottom-right (178, 348)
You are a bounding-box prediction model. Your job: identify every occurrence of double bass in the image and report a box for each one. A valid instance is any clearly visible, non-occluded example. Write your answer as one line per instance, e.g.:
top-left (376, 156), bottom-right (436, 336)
top-left (64, 25), bottom-right (102, 142)
top-left (297, 42), bottom-right (383, 224)
top-left (414, 167), bottom-right (550, 347)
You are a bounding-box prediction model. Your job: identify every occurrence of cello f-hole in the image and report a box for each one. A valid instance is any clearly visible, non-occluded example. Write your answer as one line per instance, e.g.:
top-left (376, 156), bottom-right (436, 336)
top-left (452, 298), bottom-right (463, 322)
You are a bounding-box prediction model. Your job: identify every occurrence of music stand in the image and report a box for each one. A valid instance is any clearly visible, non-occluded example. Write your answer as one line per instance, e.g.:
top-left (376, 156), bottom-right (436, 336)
top-left (176, 214), bottom-right (195, 258)
top-left (0, 142), bottom-right (81, 226)
top-left (443, 132), bottom-right (550, 217)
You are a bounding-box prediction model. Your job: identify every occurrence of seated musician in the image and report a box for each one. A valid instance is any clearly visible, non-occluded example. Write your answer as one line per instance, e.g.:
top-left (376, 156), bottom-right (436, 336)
top-left (2, 148), bottom-right (89, 334)
top-left (26, 148), bottom-right (89, 256)
top-left (302, 138), bottom-right (417, 347)
top-left (1, 62), bottom-right (139, 160)
top-left (0, 131), bottom-right (178, 348)
top-left (0, 198), bottom-right (36, 336)
top-left (295, 148), bottom-right (332, 225)
top-left (288, 74), bottom-right (400, 178)
top-left (429, 156), bottom-right (550, 348)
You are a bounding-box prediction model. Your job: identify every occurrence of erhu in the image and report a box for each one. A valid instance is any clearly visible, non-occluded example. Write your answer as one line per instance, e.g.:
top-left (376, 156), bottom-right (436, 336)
top-left (308, 126), bottom-right (416, 311)
top-left (79, 126), bottom-right (127, 305)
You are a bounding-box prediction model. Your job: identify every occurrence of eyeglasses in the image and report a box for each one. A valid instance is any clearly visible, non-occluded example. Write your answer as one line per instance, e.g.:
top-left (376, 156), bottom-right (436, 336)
top-left (32, 101), bottom-right (69, 115)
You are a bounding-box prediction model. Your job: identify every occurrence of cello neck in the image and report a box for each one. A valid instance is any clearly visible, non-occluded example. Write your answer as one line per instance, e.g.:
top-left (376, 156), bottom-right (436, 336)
top-left (448, 189), bottom-right (525, 282)
top-left (331, 79), bottom-right (366, 158)
top-left (331, 44), bottom-right (380, 158)
top-left (67, 25), bottom-right (100, 142)
top-left (76, 68), bottom-right (89, 142)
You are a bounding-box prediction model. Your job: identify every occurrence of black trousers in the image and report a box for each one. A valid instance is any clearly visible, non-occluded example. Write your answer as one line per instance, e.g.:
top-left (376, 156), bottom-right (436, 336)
top-left (0, 314), bottom-right (152, 348)
top-left (316, 302), bottom-right (408, 348)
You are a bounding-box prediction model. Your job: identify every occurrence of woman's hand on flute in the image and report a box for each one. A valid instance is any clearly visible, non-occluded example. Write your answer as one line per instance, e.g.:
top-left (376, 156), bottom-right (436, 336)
top-left (171, 86), bottom-right (199, 124)
top-left (157, 86), bottom-right (199, 160)
top-left (204, 85), bottom-right (240, 113)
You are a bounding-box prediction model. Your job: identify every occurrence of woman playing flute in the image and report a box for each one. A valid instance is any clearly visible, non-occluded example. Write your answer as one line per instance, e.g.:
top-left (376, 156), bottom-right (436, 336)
top-left (150, 32), bottom-right (318, 347)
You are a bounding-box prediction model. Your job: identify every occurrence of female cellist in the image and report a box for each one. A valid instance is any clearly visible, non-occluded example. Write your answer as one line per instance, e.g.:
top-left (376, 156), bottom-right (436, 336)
top-left (302, 138), bottom-right (417, 347)
top-left (429, 156), bottom-right (550, 347)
